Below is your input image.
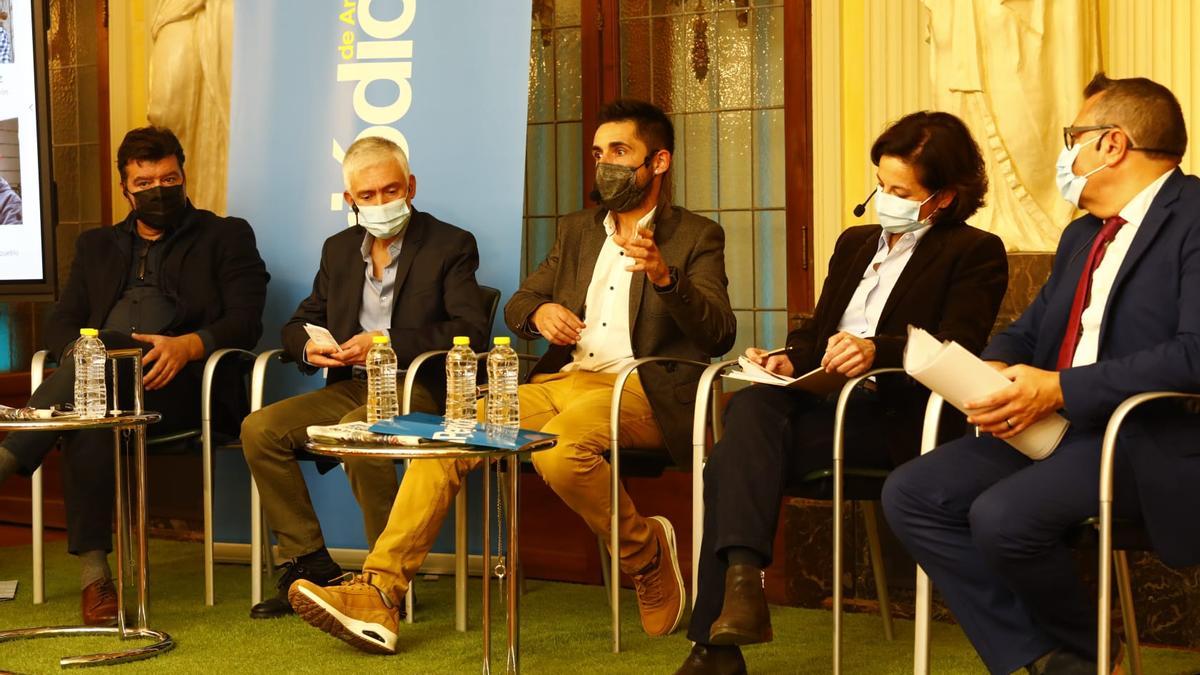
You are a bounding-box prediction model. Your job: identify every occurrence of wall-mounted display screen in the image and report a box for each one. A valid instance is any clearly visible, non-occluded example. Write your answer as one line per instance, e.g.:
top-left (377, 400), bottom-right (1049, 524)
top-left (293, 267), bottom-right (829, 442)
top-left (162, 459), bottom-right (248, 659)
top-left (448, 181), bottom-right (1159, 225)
top-left (0, 0), bottom-right (54, 299)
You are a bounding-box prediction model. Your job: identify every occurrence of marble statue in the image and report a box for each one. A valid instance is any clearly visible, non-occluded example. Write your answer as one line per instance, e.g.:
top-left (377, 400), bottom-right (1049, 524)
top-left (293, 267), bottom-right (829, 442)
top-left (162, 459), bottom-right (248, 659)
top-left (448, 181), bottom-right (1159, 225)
top-left (924, 0), bottom-right (1102, 251)
top-left (147, 0), bottom-right (232, 215)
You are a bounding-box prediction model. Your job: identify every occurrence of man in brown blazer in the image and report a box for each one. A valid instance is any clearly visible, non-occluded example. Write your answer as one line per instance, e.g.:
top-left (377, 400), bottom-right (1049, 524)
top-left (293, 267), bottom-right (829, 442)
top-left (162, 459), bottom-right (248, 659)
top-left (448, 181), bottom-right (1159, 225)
top-left (288, 100), bottom-right (736, 655)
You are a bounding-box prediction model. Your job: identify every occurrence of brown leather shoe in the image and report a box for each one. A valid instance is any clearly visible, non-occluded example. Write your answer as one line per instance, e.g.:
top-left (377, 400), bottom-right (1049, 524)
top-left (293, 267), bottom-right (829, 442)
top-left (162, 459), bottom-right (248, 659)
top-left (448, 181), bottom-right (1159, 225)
top-left (674, 643), bottom-right (747, 675)
top-left (708, 563), bottom-right (773, 645)
top-left (81, 578), bottom-right (118, 626)
top-left (630, 515), bottom-right (686, 636)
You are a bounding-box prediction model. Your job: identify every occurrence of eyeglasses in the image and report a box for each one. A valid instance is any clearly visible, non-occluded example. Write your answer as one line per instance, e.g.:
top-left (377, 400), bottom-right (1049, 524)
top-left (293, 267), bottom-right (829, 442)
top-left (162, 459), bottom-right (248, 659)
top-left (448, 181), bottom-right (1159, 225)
top-left (1062, 125), bottom-right (1115, 150)
top-left (1063, 124), bottom-right (1181, 156)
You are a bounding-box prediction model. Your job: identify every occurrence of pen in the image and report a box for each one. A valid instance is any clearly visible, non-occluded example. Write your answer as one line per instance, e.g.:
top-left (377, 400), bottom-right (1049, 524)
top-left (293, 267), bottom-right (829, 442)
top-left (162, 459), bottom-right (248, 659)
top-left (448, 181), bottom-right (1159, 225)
top-left (765, 345), bottom-right (795, 357)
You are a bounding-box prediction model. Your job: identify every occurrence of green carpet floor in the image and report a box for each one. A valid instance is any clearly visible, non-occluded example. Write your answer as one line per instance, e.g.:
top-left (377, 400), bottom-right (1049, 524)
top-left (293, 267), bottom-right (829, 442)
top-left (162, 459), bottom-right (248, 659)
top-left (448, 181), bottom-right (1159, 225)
top-left (1, 540), bottom-right (1199, 674)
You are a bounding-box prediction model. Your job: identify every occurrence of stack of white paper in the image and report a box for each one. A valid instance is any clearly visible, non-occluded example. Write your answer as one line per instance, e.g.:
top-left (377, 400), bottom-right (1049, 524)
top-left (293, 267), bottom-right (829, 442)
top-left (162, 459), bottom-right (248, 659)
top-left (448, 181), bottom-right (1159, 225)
top-left (306, 421), bottom-right (423, 447)
top-left (903, 327), bottom-right (1069, 460)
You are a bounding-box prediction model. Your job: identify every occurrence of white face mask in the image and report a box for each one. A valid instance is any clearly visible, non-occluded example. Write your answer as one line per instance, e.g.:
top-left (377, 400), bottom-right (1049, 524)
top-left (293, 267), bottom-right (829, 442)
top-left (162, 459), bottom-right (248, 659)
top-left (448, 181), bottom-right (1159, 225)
top-left (875, 189), bottom-right (938, 234)
top-left (1055, 134), bottom-right (1109, 209)
top-left (356, 198), bottom-right (411, 239)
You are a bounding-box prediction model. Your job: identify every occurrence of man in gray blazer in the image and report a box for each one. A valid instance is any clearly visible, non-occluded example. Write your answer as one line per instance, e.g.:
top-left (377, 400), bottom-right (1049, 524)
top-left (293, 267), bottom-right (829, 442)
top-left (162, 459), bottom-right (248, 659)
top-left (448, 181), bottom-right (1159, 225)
top-left (288, 100), bottom-right (736, 655)
top-left (240, 136), bottom-right (489, 620)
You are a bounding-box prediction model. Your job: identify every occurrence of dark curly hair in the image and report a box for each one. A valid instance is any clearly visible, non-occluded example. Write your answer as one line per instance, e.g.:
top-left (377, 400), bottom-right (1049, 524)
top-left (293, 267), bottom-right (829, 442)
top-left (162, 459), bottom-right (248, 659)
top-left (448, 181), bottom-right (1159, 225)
top-left (597, 99), bottom-right (675, 155)
top-left (870, 111), bottom-right (987, 226)
top-left (116, 126), bottom-right (186, 185)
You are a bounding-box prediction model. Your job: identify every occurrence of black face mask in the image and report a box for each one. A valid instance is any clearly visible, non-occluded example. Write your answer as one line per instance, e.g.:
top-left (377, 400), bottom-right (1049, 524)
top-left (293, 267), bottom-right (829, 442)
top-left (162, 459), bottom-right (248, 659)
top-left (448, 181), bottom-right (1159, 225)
top-left (129, 184), bottom-right (188, 229)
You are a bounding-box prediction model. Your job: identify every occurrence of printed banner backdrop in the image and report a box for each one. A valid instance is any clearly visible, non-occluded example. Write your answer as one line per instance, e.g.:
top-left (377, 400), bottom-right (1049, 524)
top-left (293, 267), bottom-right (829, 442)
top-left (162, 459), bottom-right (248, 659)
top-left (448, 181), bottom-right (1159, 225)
top-left (219, 1), bottom-right (531, 551)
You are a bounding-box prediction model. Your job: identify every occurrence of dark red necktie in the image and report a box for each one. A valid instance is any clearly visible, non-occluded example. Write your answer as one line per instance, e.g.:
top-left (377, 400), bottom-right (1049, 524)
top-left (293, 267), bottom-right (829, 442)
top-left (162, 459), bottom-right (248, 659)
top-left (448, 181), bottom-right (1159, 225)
top-left (1056, 216), bottom-right (1127, 370)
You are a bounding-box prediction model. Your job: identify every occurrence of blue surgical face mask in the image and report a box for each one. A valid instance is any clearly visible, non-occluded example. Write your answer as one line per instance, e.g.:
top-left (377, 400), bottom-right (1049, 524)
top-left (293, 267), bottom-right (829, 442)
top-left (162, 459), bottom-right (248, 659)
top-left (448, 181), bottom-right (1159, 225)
top-left (875, 189), bottom-right (938, 234)
top-left (355, 198), bottom-right (411, 239)
top-left (1055, 133), bottom-right (1109, 209)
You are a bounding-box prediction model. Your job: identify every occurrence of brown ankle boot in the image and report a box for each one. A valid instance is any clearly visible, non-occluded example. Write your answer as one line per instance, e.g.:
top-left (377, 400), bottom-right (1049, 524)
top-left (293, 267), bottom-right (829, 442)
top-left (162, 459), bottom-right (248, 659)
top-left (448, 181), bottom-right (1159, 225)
top-left (708, 563), bottom-right (772, 645)
top-left (674, 643), bottom-right (747, 675)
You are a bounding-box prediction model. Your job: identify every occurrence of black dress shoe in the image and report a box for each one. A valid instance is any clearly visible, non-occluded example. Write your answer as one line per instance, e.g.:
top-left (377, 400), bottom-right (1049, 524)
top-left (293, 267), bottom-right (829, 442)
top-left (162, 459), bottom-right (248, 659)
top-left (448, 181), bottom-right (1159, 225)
top-left (1026, 643), bottom-right (1126, 675)
top-left (708, 563), bottom-right (773, 646)
top-left (674, 643), bottom-right (747, 675)
top-left (250, 557), bottom-right (343, 619)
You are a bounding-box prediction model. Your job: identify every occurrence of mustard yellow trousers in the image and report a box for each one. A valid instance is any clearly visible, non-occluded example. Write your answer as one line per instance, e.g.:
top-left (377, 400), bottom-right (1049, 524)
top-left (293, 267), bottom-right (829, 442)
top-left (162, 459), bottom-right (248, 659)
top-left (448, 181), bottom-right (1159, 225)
top-left (363, 371), bottom-right (664, 602)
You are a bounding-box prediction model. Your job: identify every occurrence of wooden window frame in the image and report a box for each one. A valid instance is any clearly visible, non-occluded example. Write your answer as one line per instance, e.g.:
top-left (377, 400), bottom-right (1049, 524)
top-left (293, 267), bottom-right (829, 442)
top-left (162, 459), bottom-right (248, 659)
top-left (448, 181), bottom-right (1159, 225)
top-left (578, 0), bottom-right (814, 316)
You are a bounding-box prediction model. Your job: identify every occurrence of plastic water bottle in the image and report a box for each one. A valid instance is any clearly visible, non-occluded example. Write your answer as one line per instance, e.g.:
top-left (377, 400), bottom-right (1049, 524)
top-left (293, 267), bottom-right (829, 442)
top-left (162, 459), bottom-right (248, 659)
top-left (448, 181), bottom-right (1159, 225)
top-left (445, 336), bottom-right (477, 423)
top-left (73, 328), bottom-right (107, 419)
top-left (486, 336), bottom-right (520, 430)
top-left (366, 335), bottom-right (399, 424)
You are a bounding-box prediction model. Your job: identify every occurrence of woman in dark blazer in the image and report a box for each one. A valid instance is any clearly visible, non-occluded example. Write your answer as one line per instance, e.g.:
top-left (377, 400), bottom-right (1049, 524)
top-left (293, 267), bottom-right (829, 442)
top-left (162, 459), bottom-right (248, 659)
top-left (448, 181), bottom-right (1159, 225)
top-left (676, 111), bottom-right (1010, 674)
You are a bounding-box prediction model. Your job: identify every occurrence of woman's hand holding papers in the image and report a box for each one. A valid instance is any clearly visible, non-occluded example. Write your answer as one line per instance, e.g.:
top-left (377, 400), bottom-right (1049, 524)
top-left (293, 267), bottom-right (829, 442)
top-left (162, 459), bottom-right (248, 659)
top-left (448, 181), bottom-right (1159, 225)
top-left (965, 364), bottom-right (1065, 440)
top-left (820, 332), bottom-right (876, 378)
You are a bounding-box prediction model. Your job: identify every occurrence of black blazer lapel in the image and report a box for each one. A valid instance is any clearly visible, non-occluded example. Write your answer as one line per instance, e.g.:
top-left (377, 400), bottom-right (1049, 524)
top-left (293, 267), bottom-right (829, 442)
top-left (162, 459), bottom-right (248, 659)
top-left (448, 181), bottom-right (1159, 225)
top-left (388, 212), bottom-right (426, 310)
top-left (336, 232), bottom-right (368, 339)
top-left (876, 224), bottom-right (948, 329)
top-left (819, 231), bottom-right (879, 336)
top-left (103, 220), bottom-right (135, 318)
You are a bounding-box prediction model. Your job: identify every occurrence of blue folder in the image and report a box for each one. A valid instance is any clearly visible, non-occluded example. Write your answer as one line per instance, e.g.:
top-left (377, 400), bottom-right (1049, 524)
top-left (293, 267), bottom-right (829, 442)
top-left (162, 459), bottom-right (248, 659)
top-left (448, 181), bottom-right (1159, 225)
top-left (368, 412), bottom-right (557, 452)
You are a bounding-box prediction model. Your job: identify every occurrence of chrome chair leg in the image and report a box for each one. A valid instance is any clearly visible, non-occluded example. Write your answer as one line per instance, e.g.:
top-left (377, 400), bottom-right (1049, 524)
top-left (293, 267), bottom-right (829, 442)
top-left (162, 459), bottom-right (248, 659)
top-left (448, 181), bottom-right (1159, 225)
top-left (598, 536), bottom-right (613, 606)
top-left (455, 486), bottom-right (468, 631)
top-left (250, 477), bottom-right (264, 605)
top-left (32, 466), bottom-right (44, 605)
top-left (30, 350), bottom-right (47, 606)
top-left (1114, 551), bottom-right (1142, 675)
top-left (861, 501), bottom-right (894, 640)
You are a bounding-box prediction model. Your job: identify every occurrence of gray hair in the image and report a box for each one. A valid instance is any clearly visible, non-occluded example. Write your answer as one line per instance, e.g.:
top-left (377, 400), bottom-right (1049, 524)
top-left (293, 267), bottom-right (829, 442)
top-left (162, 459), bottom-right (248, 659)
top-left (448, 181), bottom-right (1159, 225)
top-left (342, 136), bottom-right (411, 189)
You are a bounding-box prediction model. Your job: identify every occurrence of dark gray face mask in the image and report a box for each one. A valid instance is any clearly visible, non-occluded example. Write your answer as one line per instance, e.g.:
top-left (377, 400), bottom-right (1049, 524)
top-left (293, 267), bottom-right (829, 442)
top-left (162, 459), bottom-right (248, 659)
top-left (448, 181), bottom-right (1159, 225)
top-left (591, 150), bottom-right (658, 213)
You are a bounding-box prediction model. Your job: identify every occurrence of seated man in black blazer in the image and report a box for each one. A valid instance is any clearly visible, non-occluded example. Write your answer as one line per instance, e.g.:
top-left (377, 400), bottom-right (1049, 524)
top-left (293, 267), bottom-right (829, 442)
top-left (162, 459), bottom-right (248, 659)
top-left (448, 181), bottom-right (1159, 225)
top-left (0, 126), bottom-right (270, 626)
top-left (239, 136), bottom-right (490, 619)
top-left (676, 112), bottom-right (1009, 673)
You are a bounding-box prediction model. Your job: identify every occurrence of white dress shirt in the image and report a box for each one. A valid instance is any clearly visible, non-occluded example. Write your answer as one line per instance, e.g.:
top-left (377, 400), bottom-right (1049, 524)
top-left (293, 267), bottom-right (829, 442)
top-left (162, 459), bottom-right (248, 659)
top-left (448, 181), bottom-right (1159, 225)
top-left (1071, 169), bottom-right (1174, 367)
top-left (562, 208), bottom-right (656, 374)
top-left (835, 224), bottom-right (933, 337)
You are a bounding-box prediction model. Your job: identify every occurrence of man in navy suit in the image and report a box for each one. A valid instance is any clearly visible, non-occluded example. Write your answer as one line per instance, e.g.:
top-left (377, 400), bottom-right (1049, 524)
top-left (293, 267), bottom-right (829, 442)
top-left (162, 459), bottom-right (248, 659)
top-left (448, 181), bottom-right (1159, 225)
top-left (883, 73), bottom-right (1200, 675)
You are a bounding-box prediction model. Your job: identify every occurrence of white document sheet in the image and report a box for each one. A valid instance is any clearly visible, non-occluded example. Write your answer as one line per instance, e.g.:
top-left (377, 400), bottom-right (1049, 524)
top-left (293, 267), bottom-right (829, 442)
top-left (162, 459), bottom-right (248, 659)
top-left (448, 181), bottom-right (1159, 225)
top-left (724, 356), bottom-right (849, 397)
top-left (903, 327), bottom-right (1069, 460)
top-left (303, 323), bottom-right (340, 351)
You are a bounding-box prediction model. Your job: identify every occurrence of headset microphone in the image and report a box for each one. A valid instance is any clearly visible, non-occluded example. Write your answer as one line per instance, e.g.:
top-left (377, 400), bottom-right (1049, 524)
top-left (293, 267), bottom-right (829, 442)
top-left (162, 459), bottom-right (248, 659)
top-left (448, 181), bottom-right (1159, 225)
top-left (852, 187), bottom-right (878, 218)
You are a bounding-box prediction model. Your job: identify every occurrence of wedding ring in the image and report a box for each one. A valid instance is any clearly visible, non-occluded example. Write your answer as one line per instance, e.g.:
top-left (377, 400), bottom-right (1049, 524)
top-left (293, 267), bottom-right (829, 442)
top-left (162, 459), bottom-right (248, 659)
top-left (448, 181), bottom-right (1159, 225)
top-left (1005, 419), bottom-right (1014, 430)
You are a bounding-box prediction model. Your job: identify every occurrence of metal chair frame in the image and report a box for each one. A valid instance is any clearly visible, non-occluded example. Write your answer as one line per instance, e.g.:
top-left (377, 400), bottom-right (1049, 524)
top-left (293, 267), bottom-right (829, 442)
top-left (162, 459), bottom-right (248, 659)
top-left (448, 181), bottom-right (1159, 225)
top-left (28, 347), bottom-right (251, 606)
top-left (607, 355), bottom-right (710, 653)
top-left (688, 361), bottom-right (910, 673)
top-left (911, 391), bottom-right (1175, 675)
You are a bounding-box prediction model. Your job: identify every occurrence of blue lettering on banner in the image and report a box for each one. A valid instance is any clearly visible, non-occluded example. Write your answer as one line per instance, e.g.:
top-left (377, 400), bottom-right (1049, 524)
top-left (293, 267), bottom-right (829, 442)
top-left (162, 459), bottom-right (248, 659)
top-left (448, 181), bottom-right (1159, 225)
top-left (331, 0), bottom-right (416, 225)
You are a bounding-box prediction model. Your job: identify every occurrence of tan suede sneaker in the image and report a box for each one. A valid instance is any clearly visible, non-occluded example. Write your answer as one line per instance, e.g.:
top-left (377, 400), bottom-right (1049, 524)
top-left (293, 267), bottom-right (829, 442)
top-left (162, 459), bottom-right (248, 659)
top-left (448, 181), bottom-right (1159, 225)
top-left (289, 573), bottom-right (400, 655)
top-left (631, 515), bottom-right (686, 636)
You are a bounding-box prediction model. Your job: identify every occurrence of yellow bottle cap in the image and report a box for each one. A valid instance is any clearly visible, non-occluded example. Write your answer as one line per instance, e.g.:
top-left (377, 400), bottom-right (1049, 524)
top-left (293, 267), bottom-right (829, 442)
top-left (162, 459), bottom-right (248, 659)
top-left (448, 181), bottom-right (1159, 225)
top-left (79, 328), bottom-right (98, 337)
top-left (453, 336), bottom-right (470, 346)
top-left (493, 336), bottom-right (511, 345)
top-left (372, 335), bottom-right (390, 344)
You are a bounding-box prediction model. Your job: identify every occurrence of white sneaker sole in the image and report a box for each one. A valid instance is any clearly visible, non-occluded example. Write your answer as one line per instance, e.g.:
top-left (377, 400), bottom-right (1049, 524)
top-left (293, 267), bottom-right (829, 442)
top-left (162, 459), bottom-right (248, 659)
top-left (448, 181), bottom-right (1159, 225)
top-left (649, 515), bottom-right (687, 636)
top-left (290, 584), bottom-right (398, 655)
